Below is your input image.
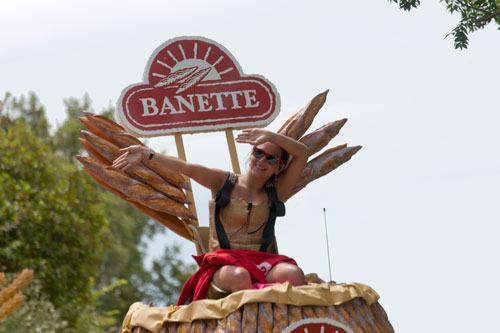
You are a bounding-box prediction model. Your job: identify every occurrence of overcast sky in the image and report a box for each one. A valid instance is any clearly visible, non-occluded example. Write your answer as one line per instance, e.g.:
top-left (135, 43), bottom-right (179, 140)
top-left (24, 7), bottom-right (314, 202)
top-left (2, 1), bottom-right (500, 332)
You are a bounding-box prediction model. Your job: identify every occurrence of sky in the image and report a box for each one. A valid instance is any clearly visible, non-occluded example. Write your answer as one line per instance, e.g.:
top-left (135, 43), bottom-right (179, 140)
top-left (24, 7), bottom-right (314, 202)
top-left (2, 1), bottom-right (500, 331)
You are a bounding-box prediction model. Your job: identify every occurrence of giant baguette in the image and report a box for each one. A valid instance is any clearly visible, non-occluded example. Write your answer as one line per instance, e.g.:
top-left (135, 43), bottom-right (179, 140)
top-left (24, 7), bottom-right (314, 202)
top-left (78, 138), bottom-right (110, 165)
top-left (285, 146), bottom-right (362, 201)
top-left (76, 155), bottom-right (195, 220)
top-left (142, 159), bottom-right (191, 191)
top-left (82, 111), bottom-right (127, 136)
top-left (109, 131), bottom-right (144, 147)
top-left (83, 111), bottom-right (191, 191)
top-left (81, 164), bottom-right (192, 240)
top-left (292, 143), bottom-right (345, 186)
top-left (299, 119), bottom-right (347, 156)
top-left (278, 90), bottom-right (329, 139)
top-left (277, 109), bottom-right (301, 134)
top-left (78, 116), bottom-right (110, 142)
top-left (82, 111), bottom-right (143, 147)
top-left (80, 130), bottom-right (189, 203)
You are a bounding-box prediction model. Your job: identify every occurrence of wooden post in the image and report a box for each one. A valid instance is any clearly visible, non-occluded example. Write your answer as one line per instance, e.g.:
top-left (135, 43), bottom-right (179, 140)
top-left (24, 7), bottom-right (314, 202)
top-left (225, 129), bottom-right (241, 174)
top-left (174, 133), bottom-right (198, 223)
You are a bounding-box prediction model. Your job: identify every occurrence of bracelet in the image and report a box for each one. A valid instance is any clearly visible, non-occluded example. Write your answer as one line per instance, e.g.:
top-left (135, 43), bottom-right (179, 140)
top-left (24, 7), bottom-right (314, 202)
top-left (148, 148), bottom-right (155, 160)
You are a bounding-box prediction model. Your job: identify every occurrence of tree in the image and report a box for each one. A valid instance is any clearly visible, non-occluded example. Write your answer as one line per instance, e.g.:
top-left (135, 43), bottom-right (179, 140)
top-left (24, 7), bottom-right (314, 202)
top-left (1, 92), bottom-right (51, 144)
top-left (52, 94), bottom-right (92, 160)
top-left (0, 92), bottom-right (195, 329)
top-left (0, 119), bottom-right (109, 326)
top-left (390, 0), bottom-right (500, 49)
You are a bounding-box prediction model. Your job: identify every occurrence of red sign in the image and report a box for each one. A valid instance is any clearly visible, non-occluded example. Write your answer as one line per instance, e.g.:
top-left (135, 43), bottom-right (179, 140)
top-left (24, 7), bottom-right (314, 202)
top-left (116, 36), bottom-right (280, 137)
top-left (282, 318), bottom-right (355, 333)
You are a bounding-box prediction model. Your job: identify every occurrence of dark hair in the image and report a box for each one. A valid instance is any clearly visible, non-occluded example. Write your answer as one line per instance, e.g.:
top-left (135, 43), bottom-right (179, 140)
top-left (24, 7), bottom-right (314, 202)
top-left (279, 149), bottom-right (290, 169)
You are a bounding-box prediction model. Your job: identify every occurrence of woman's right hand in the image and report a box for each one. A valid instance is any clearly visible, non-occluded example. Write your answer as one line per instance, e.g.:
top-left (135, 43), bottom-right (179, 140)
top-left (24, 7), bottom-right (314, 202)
top-left (112, 145), bottom-right (146, 171)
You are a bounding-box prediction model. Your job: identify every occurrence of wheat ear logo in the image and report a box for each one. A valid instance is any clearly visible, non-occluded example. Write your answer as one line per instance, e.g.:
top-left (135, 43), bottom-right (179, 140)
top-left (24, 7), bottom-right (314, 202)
top-left (116, 36), bottom-right (280, 137)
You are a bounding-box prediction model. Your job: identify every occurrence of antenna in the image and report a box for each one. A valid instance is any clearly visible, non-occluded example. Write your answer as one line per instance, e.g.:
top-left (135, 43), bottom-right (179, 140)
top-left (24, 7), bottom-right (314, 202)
top-left (323, 208), bottom-right (332, 282)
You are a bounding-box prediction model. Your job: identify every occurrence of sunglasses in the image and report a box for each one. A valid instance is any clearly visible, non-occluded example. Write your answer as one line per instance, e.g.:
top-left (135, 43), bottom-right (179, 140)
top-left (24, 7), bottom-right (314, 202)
top-left (252, 147), bottom-right (283, 166)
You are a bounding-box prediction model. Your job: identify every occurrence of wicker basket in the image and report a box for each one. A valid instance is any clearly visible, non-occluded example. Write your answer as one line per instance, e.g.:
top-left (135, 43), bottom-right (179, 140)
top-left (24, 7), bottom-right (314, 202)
top-left (131, 298), bottom-right (393, 333)
top-left (122, 280), bottom-right (393, 333)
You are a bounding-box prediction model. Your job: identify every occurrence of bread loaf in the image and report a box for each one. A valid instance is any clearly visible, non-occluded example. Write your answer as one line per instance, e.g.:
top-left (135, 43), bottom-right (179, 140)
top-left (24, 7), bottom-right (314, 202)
top-left (78, 138), bottom-right (110, 165)
top-left (81, 130), bottom-right (189, 203)
top-left (299, 119), bottom-right (347, 156)
top-left (81, 164), bottom-right (192, 240)
top-left (78, 116), bottom-right (110, 142)
top-left (143, 159), bottom-right (191, 191)
top-left (285, 146), bottom-right (362, 200)
top-left (279, 90), bottom-right (329, 139)
top-left (82, 111), bottom-right (191, 191)
top-left (277, 109), bottom-right (301, 134)
top-left (76, 156), bottom-right (195, 220)
top-left (80, 130), bottom-right (122, 161)
top-left (82, 111), bottom-right (144, 147)
top-left (83, 111), bottom-right (126, 138)
top-left (109, 131), bottom-right (144, 148)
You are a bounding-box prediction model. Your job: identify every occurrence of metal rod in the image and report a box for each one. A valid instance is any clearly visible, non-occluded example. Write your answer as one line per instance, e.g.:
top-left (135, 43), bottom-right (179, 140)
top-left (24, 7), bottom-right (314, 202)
top-left (323, 207), bottom-right (332, 282)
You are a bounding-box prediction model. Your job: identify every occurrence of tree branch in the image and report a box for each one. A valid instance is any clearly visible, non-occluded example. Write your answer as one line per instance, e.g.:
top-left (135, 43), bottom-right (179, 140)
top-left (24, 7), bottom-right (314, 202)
top-left (454, 0), bottom-right (494, 16)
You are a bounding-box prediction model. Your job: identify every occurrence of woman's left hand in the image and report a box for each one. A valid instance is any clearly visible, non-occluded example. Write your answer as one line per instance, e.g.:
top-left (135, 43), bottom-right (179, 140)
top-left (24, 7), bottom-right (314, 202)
top-left (235, 128), bottom-right (273, 146)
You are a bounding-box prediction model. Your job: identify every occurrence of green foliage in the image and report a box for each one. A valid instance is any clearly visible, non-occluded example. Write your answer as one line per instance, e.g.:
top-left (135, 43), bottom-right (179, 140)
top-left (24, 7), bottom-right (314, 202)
top-left (0, 121), bottom-right (108, 324)
top-left (52, 94), bottom-right (92, 160)
top-left (69, 278), bottom-right (128, 333)
top-left (0, 91), bottom-right (195, 330)
top-left (390, 0), bottom-right (500, 49)
top-left (1, 92), bottom-right (51, 144)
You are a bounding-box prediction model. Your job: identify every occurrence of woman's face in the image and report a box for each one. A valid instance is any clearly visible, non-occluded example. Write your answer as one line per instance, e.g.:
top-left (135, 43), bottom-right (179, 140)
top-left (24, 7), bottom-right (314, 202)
top-left (249, 142), bottom-right (283, 178)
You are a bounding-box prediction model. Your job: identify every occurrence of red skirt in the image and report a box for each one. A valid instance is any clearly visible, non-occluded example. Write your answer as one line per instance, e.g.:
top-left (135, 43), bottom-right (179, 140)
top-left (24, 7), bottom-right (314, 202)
top-left (177, 249), bottom-right (296, 305)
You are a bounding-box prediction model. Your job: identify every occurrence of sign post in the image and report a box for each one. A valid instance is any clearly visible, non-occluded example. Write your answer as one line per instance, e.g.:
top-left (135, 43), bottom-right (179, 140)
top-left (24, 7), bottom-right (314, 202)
top-left (224, 129), bottom-right (241, 175)
top-left (174, 133), bottom-right (197, 220)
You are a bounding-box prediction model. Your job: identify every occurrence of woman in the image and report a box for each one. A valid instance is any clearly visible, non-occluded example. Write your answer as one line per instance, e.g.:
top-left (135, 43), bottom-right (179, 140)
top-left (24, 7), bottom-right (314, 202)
top-left (112, 128), bottom-right (310, 304)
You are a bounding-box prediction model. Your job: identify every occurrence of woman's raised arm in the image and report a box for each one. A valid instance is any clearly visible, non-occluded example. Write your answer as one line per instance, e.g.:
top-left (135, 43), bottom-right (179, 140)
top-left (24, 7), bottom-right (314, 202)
top-left (112, 145), bottom-right (227, 193)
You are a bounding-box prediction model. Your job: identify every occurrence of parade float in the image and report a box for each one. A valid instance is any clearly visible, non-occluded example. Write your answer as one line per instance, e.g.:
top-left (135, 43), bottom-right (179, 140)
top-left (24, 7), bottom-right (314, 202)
top-left (76, 37), bottom-right (394, 332)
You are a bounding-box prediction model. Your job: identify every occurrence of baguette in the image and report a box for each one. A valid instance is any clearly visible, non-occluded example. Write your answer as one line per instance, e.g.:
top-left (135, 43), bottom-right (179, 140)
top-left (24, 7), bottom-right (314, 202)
top-left (83, 111), bottom-right (191, 191)
top-left (285, 145), bottom-right (362, 200)
top-left (83, 111), bottom-right (144, 147)
top-left (279, 90), bottom-right (329, 139)
top-left (277, 109), bottom-right (301, 134)
top-left (76, 156), bottom-right (195, 220)
top-left (78, 116), bottom-right (110, 142)
top-left (81, 130), bottom-right (189, 203)
top-left (80, 130), bottom-right (122, 162)
top-left (78, 138), bottom-right (110, 165)
top-left (81, 165), bottom-right (192, 240)
top-left (126, 164), bottom-right (189, 204)
top-left (83, 111), bottom-right (126, 137)
top-left (299, 119), bottom-right (347, 156)
top-left (142, 159), bottom-right (191, 191)
top-left (109, 131), bottom-right (143, 148)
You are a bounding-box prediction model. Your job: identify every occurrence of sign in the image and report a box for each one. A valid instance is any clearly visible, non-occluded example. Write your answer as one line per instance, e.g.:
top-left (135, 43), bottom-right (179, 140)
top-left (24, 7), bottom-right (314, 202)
top-left (116, 36), bottom-right (280, 137)
top-left (282, 318), bottom-right (355, 333)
